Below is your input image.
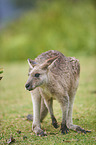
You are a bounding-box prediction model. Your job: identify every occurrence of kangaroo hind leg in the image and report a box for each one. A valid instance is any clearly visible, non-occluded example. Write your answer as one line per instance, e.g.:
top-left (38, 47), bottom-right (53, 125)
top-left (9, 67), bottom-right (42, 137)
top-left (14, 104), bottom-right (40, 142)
top-left (67, 95), bottom-right (91, 133)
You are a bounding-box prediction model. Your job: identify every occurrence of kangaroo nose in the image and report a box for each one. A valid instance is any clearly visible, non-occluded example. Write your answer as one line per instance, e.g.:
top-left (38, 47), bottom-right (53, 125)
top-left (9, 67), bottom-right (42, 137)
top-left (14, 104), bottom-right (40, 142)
top-left (25, 83), bottom-right (30, 89)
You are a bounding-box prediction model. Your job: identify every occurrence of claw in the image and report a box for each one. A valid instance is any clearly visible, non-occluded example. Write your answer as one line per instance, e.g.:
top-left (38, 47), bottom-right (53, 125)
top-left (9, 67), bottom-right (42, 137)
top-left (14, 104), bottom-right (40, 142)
top-left (86, 130), bottom-right (91, 133)
top-left (76, 126), bottom-right (91, 134)
top-left (61, 128), bottom-right (69, 134)
top-left (37, 130), bottom-right (47, 137)
top-left (52, 121), bottom-right (59, 128)
top-left (61, 124), bottom-right (69, 134)
top-left (52, 117), bottom-right (59, 128)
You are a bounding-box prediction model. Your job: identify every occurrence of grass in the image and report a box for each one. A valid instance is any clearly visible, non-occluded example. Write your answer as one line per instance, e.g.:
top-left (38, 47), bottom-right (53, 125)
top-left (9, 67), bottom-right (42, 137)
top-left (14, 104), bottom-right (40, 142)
top-left (0, 56), bottom-right (96, 145)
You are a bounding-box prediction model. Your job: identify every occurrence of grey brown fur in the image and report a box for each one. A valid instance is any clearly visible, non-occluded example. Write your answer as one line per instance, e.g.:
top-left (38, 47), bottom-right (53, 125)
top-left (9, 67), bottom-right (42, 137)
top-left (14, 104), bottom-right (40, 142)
top-left (25, 50), bottom-right (88, 136)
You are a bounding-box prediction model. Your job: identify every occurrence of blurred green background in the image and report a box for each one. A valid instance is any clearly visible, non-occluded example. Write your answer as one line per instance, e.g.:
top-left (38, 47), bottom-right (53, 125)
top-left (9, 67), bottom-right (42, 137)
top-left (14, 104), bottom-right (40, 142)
top-left (0, 0), bottom-right (96, 62)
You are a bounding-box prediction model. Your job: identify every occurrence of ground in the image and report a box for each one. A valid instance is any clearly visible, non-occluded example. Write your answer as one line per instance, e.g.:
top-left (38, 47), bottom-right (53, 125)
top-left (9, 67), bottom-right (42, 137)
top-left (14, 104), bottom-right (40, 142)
top-left (0, 56), bottom-right (96, 145)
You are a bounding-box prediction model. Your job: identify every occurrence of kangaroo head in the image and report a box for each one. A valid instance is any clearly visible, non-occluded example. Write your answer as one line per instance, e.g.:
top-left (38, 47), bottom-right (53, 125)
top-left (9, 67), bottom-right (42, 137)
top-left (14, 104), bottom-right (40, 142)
top-left (25, 56), bottom-right (58, 91)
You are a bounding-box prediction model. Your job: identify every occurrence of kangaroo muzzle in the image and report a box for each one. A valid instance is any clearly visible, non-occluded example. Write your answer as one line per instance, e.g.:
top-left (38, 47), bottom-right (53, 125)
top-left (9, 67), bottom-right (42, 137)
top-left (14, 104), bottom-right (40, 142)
top-left (25, 83), bottom-right (32, 91)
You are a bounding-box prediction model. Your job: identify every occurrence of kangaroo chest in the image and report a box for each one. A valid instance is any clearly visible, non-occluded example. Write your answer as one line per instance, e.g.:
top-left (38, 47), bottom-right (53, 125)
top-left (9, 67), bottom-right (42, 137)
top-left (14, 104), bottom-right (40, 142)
top-left (40, 86), bottom-right (56, 100)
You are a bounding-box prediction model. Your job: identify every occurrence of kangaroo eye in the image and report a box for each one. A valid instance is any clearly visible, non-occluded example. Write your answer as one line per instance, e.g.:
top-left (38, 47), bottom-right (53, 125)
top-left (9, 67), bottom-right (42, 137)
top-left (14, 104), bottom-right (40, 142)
top-left (35, 73), bottom-right (40, 78)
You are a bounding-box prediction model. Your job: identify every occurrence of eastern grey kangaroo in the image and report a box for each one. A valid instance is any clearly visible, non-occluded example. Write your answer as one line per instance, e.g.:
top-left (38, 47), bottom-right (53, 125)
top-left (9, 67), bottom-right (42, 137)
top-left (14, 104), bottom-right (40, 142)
top-left (25, 50), bottom-right (90, 136)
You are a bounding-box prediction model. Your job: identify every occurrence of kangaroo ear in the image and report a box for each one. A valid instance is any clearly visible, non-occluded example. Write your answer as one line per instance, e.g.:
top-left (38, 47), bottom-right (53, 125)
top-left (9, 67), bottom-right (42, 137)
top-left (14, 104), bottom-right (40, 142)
top-left (27, 59), bottom-right (37, 68)
top-left (41, 56), bottom-right (58, 69)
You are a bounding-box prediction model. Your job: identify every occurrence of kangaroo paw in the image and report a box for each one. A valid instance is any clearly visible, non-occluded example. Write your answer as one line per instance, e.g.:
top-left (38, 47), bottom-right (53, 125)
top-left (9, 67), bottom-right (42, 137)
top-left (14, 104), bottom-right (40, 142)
top-left (61, 124), bottom-right (69, 134)
top-left (33, 125), bottom-right (47, 136)
top-left (52, 116), bottom-right (59, 128)
top-left (52, 120), bottom-right (59, 128)
top-left (27, 114), bottom-right (33, 121)
top-left (36, 130), bottom-right (47, 136)
top-left (34, 127), bottom-right (47, 136)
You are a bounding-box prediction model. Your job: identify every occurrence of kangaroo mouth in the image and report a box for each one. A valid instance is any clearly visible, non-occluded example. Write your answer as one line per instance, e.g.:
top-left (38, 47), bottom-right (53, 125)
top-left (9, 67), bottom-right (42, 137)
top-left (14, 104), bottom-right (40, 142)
top-left (28, 88), bottom-right (33, 91)
top-left (26, 87), bottom-right (33, 91)
top-left (25, 83), bottom-right (36, 91)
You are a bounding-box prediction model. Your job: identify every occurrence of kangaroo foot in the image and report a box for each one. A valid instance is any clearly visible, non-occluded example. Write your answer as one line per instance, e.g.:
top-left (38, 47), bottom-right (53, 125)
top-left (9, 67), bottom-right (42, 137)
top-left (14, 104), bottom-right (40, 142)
top-left (68, 124), bottom-right (91, 134)
top-left (33, 126), bottom-right (47, 136)
top-left (36, 130), bottom-right (47, 136)
top-left (76, 126), bottom-right (91, 134)
top-left (61, 124), bottom-right (69, 134)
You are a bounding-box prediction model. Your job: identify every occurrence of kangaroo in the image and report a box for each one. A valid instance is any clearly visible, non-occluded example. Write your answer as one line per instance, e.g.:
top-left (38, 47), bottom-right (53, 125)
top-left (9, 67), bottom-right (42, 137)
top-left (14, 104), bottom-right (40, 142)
top-left (25, 50), bottom-right (89, 136)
